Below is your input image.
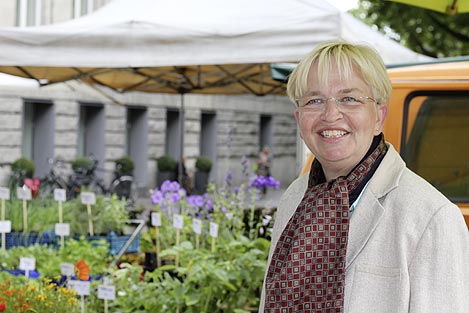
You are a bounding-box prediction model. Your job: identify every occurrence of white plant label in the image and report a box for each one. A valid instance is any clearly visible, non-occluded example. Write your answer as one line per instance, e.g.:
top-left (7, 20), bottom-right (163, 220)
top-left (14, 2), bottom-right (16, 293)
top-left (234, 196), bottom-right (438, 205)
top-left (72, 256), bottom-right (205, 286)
top-left (104, 277), bottom-right (113, 285)
top-left (69, 280), bottom-right (91, 296)
top-left (55, 223), bottom-right (70, 236)
top-left (192, 218), bottom-right (202, 234)
top-left (98, 284), bottom-right (116, 300)
top-left (17, 187), bottom-right (32, 200)
top-left (151, 212), bottom-right (161, 227)
top-left (60, 262), bottom-right (75, 277)
top-left (54, 188), bottom-right (66, 202)
top-left (80, 192), bottom-right (96, 205)
top-left (0, 187), bottom-right (10, 200)
top-left (0, 220), bottom-right (11, 233)
top-left (209, 222), bottom-right (219, 238)
top-left (20, 257), bottom-right (36, 271)
top-left (173, 214), bottom-right (184, 229)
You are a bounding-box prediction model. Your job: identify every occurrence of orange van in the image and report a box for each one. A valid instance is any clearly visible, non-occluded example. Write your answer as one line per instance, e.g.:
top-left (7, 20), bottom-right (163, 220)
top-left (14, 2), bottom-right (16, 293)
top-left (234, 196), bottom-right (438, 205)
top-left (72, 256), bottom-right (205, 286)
top-left (301, 58), bottom-right (469, 229)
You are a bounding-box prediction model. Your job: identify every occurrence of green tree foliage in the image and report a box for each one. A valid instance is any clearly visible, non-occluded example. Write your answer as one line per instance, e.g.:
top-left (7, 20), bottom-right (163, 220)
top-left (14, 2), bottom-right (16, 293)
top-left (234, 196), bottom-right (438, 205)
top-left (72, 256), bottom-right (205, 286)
top-left (350, 1), bottom-right (469, 57)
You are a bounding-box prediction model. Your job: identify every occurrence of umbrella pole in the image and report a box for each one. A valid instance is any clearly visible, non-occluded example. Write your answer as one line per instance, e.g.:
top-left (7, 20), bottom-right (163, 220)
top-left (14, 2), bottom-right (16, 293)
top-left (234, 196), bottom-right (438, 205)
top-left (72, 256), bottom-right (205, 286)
top-left (178, 92), bottom-right (185, 186)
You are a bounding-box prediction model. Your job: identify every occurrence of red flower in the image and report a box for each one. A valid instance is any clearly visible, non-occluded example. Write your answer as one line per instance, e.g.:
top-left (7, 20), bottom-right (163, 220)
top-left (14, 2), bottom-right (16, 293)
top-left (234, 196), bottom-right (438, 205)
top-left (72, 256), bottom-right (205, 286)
top-left (0, 302), bottom-right (6, 312)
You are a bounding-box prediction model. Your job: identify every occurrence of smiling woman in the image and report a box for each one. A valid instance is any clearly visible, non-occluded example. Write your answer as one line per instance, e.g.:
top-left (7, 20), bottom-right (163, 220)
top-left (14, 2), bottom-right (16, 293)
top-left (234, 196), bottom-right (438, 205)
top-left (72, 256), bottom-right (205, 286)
top-left (259, 41), bottom-right (469, 313)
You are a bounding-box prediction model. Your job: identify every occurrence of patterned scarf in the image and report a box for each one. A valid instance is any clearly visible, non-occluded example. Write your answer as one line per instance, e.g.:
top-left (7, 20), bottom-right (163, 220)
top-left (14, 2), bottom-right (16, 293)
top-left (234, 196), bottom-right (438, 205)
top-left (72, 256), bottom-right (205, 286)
top-left (264, 135), bottom-right (387, 312)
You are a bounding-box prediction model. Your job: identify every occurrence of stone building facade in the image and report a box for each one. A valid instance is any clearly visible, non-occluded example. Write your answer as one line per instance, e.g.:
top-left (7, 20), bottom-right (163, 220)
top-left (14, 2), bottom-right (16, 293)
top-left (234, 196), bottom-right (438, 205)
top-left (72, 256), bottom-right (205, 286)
top-left (0, 0), bottom-right (299, 194)
top-left (0, 82), bottom-right (298, 194)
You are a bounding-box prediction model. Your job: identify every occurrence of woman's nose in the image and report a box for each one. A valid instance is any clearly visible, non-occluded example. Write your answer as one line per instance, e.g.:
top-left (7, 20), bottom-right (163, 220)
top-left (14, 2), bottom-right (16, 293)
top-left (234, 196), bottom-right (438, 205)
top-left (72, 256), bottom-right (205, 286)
top-left (321, 99), bottom-right (342, 121)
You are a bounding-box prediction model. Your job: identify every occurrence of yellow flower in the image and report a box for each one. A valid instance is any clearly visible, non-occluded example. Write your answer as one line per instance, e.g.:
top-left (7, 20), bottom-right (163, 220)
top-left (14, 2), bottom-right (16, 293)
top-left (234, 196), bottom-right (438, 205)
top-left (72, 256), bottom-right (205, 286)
top-left (36, 294), bottom-right (47, 301)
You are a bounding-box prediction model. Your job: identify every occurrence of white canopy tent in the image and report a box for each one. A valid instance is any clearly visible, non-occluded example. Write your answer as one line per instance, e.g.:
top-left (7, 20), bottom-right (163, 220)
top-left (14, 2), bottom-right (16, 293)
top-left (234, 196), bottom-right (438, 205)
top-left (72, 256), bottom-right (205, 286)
top-left (0, 0), bottom-right (430, 95)
top-left (0, 0), bottom-right (432, 182)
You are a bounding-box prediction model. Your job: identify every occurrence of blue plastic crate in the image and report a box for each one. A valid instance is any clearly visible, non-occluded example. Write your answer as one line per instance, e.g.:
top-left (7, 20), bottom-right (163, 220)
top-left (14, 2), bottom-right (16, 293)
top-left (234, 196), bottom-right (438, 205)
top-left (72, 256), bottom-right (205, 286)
top-left (4, 231), bottom-right (57, 249)
top-left (87, 232), bottom-right (140, 255)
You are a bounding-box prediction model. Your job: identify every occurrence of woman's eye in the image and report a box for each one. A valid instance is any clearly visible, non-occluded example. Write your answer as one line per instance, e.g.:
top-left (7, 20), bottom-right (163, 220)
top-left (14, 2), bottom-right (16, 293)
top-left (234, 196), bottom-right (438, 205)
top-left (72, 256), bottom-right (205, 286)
top-left (341, 96), bottom-right (358, 103)
top-left (306, 98), bottom-right (323, 105)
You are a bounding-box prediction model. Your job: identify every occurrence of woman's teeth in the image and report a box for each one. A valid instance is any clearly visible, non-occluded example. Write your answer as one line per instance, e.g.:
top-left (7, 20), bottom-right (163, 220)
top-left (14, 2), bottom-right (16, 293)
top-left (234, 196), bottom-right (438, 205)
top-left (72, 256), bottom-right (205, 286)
top-left (321, 130), bottom-right (347, 138)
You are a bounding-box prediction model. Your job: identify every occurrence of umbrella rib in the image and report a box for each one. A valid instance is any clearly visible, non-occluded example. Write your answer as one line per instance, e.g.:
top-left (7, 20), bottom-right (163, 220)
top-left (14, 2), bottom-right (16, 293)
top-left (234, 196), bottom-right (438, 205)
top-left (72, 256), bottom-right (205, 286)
top-left (215, 65), bottom-right (260, 95)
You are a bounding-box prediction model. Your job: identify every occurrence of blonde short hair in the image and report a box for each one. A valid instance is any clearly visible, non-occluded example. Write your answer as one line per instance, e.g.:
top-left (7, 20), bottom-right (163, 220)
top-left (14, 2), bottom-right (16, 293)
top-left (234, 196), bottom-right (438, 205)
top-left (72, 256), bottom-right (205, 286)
top-left (287, 41), bottom-right (392, 107)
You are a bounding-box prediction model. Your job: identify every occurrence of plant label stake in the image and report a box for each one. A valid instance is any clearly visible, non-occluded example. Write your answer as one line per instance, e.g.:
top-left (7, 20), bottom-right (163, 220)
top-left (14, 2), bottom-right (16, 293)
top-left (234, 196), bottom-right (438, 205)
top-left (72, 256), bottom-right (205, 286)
top-left (98, 278), bottom-right (116, 313)
top-left (61, 262), bottom-right (75, 277)
top-left (192, 218), bottom-right (202, 249)
top-left (80, 192), bottom-right (96, 236)
top-left (19, 257), bottom-right (35, 280)
top-left (173, 214), bottom-right (184, 267)
top-left (151, 212), bottom-right (162, 268)
top-left (0, 220), bottom-right (11, 250)
top-left (0, 187), bottom-right (10, 250)
top-left (69, 280), bottom-right (90, 313)
top-left (54, 188), bottom-right (67, 248)
top-left (209, 222), bottom-right (219, 252)
top-left (17, 187), bottom-right (32, 234)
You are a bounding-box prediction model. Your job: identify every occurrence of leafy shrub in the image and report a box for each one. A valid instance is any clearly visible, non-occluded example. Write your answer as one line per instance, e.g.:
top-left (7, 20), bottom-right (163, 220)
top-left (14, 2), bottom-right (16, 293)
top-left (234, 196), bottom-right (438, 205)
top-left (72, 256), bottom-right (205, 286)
top-left (71, 157), bottom-right (94, 175)
top-left (11, 157), bottom-right (35, 178)
top-left (157, 155), bottom-right (177, 172)
top-left (195, 156), bottom-right (212, 173)
top-left (115, 156), bottom-right (134, 175)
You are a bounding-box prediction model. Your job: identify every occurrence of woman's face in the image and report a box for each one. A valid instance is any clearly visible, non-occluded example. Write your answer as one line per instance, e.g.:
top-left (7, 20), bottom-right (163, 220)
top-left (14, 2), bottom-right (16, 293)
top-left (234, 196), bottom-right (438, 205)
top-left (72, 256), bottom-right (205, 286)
top-left (295, 62), bottom-right (388, 180)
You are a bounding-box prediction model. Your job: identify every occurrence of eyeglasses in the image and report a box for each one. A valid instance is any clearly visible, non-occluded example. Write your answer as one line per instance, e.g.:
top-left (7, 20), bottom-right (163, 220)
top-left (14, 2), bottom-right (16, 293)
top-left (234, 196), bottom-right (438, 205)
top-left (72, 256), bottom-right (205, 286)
top-left (296, 96), bottom-right (377, 113)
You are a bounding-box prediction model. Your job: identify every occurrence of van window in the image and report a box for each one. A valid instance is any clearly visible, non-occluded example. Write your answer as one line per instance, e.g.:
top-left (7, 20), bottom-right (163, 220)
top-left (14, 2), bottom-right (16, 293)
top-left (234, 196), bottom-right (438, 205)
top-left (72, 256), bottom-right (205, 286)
top-left (402, 92), bottom-right (469, 202)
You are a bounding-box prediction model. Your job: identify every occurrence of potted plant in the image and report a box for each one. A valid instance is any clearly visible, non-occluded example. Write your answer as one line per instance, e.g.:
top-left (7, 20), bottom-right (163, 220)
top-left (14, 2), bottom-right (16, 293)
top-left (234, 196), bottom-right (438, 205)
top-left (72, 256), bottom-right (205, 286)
top-left (194, 156), bottom-right (212, 194)
top-left (156, 155), bottom-right (177, 186)
top-left (9, 157), bottom-right (35, 191)
top-left (71, 156), bottom-right (94, 175)
top-left (114, 156), bottom-right (134, 177)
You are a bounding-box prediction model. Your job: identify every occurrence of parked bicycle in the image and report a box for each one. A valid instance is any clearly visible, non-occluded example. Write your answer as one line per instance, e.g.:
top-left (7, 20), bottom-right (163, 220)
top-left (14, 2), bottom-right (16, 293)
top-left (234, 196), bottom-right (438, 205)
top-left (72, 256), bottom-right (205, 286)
top-left (39, 156), bottom-right (135, 205)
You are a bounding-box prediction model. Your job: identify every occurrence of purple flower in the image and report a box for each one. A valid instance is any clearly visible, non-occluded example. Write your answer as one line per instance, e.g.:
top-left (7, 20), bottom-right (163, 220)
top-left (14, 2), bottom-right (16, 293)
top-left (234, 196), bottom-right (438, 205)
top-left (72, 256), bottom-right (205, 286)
top-left (225, 170), bottom-right (234, 187)
top-left (249, 175), bottom-right (281, 189)
top-left (205, 199), bottom-right (213, 210)
top-left (170, 192), bottom-right (181, 203)
top-left (151, 190), bottom-right (164, 204)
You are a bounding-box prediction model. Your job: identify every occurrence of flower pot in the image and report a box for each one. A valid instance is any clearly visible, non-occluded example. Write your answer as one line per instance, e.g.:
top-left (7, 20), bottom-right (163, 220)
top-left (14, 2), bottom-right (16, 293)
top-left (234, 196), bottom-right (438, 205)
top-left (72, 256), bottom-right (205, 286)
top-left (194, 171), bottom-right (209, 194)
top-left (157, 171), bottom-right (176, 187)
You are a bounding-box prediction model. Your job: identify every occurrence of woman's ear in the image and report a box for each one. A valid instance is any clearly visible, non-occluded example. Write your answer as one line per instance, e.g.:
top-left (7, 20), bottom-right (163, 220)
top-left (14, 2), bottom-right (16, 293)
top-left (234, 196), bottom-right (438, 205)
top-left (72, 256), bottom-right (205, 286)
top-left (375, 103), bottom-right (388, 135)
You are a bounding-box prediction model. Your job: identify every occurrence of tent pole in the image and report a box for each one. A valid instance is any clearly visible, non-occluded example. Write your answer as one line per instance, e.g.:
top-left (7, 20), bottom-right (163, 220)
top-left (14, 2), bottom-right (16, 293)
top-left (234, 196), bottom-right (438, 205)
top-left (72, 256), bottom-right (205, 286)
top-left (178, 92), bottom-right (185, 186)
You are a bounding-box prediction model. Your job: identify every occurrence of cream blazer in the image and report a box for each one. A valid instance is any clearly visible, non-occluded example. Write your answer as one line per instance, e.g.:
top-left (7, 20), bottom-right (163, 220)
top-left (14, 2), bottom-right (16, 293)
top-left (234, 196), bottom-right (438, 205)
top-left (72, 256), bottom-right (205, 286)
top-left (260, 143), bottom-right (469, 313)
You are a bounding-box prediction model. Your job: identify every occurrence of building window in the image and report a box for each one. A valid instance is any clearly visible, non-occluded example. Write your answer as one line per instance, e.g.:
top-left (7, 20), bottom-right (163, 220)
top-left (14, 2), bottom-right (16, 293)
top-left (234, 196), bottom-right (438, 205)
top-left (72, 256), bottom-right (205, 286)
top-left (22, 100), bottom-right (54, 178)
top-left (165, 109), bottom-right (181, 161)
top-left (16, 0), bottom-right (42, 27)
top-left (200, 112), bottom-right (217, 177)
top-left (126, 107), bottom-right (148, 191)
top-left (73, 0), bottom-right (93, 18)
top-left (260, 114), bottom-right (273, 151)
top-left (78, 103), bottom-right (105, 176)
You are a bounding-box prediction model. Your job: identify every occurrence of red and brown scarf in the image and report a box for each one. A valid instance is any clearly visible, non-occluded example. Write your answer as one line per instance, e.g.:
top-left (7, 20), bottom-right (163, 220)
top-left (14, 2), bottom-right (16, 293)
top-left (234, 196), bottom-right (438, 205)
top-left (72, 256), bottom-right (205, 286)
top-left (264, 135), bottom-right (387, 312)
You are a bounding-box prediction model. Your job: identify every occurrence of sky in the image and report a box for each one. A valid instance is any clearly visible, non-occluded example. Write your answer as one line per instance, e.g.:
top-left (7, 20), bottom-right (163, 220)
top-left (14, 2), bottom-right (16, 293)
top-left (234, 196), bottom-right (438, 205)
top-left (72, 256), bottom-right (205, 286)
top-left (327, 0), bottom-right (360, 11)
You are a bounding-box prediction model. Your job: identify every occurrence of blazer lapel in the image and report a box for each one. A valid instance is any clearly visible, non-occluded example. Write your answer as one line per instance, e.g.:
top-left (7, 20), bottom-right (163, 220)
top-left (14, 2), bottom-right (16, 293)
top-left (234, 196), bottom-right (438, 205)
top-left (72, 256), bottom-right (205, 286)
top-left (345, 143), bottom-right (404, 269)
top-left (346, 193), bottom-right (384, 268)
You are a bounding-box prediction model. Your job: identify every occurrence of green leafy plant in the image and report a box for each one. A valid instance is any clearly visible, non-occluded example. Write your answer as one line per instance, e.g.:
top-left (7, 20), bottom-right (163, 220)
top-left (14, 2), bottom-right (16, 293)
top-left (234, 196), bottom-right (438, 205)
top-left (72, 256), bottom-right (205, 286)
top-left (11, 157), bottom-right (35, 178)
top-left (0, 238), bottom-right (110, 278)
top-left (195, 156), bottom-right (212, 173)
top-left (157, 155), bottom-right (177, 172)
top-left (5, 195), bottom-right (129, 235)
top-left (115, 156), bottom-right (134, 175)
top-left (71, 156), bottom-right (94, 174)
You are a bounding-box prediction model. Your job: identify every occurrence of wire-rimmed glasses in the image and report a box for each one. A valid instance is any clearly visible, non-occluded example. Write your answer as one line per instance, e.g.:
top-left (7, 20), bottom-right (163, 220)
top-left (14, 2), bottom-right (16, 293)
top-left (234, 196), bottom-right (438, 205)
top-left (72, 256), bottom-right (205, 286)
top-left (296, 96), bottom-right (377, 113)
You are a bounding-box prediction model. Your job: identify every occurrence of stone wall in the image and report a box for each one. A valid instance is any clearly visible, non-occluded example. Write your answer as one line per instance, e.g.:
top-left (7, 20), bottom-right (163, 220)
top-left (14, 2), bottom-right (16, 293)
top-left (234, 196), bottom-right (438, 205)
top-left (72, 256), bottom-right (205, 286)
top-left (0, 83), bottom-right (298, 191)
